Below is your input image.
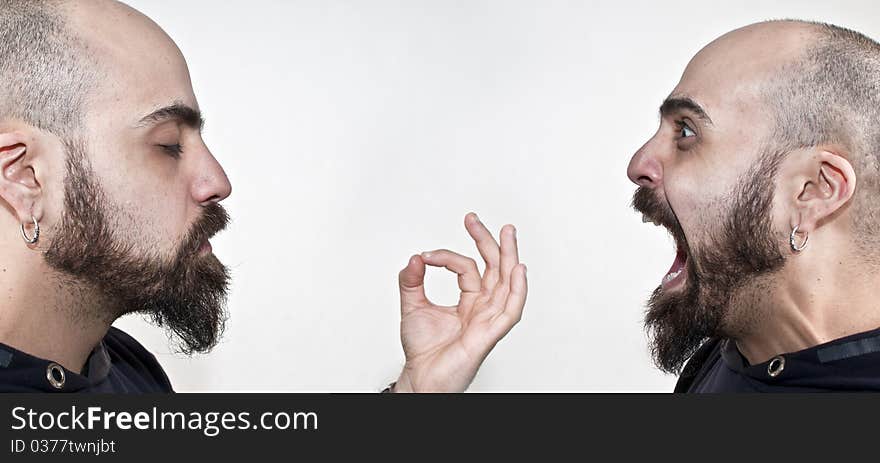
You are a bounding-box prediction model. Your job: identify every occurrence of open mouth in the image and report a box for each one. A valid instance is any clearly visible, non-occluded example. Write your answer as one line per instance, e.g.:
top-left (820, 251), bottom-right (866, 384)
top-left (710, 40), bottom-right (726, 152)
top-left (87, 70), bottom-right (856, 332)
top-left (642, 213), bottom-right (689, 291)
top-left (662, 247), bottom-right (688, 290)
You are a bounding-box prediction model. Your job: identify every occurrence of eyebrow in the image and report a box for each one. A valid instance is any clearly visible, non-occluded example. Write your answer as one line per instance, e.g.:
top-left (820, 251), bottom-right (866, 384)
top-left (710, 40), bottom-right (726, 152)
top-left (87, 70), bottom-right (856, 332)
top-left (659, 96), bottom-right (714, 126)
top-left (136, 102), bottom-right (205, 131)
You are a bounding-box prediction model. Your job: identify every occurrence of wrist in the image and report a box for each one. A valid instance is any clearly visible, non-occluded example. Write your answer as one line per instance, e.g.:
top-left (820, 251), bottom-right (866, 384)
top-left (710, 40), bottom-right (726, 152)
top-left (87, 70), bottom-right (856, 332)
top-left (392, 369), bottom-right (415, 393)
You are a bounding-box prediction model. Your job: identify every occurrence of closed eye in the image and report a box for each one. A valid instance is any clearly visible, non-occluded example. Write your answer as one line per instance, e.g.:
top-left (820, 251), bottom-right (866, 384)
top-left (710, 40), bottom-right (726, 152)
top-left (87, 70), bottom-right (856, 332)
top-left (159, 143), bottom-right (183, 158)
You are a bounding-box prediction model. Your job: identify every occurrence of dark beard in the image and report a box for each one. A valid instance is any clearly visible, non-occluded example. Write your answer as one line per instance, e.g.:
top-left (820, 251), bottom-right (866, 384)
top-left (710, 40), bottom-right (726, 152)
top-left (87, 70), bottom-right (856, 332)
top-left (632, 152), bottom-right (787, 374)
top-left (43, 139), bottom-right (231, 354)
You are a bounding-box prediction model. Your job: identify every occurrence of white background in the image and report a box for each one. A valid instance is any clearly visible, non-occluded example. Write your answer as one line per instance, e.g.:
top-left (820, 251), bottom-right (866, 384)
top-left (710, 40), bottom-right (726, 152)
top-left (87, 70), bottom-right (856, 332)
top-left (116, 0), bottom-right (880, 391)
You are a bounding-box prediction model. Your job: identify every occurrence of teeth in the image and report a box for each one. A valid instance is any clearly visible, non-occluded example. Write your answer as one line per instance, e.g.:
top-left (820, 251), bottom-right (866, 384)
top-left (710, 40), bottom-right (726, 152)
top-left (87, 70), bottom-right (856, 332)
top-left (664, 269), bottom-right (683, 283)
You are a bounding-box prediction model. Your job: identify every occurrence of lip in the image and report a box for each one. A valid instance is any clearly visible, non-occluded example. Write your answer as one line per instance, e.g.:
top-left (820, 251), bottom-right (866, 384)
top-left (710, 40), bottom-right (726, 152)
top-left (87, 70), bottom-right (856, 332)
top-left (198, 240), bottom-right (212, 255)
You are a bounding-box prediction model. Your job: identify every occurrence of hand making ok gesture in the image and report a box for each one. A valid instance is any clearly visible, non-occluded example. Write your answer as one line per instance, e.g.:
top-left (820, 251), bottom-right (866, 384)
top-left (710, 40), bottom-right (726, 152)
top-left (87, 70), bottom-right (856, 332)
top-left (393, 213), bottom-right (528, 392)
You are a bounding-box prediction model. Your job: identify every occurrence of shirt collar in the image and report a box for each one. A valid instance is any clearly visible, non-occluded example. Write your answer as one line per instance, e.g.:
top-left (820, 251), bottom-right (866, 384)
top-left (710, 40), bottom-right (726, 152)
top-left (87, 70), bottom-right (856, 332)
top-left (0, 339), bottom-right (112, 392)
top-left (720, 325), bottom-right (880, 384)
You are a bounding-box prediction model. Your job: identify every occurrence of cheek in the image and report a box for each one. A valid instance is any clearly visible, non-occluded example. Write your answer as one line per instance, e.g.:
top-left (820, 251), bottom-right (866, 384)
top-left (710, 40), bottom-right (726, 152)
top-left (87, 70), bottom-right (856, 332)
top-left (91, 152), bottom-right (193, 253)
top-left (664, 166), bottom-right (735, 248)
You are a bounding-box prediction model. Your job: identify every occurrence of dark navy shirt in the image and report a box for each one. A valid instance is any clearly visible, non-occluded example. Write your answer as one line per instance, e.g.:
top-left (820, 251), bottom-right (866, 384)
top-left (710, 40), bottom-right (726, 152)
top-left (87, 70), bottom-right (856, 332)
top-left (0, 327), bottom-right (173, 393)
top-left (676, 326), bottom-right (880, 392)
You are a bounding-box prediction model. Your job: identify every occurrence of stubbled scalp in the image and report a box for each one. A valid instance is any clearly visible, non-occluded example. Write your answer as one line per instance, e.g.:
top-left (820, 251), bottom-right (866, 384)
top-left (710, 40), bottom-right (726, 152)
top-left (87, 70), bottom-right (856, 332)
top-left (0, 0), bottom-right (100, 137)
top-left (758, 20), bottom-right (880, 259)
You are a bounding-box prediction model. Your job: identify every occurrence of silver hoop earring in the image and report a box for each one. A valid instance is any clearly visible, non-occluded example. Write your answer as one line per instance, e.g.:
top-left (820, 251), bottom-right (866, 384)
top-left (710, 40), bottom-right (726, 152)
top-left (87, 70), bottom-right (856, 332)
top-left (20, 216), bottom-right (39, 244)
top-left (790, 225), bottom-right (808, 252)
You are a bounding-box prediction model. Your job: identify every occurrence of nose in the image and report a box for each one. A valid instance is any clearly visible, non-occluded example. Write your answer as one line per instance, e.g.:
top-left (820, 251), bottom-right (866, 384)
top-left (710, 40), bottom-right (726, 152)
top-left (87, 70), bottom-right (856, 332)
top-left (627, 140), bottom-right (663, 188)
top-left (191, 147), bottom-right (232, 205)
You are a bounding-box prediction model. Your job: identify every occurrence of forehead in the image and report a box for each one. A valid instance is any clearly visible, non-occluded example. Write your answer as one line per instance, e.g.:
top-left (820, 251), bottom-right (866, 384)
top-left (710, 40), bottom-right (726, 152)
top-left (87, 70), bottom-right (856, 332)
top-left (66, 1), bottom-right (198, 127)
top-left (669, 23), bottom-right (813, 128)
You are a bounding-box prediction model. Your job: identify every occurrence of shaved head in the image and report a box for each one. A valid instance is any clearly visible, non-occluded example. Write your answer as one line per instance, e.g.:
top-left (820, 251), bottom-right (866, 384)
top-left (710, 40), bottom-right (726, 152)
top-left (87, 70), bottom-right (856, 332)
top-left (0, 0), bottom-right (98, 136)
top-left (0, 0), bottom-right (231, 354)
top-left (630, 19), bottom-right (880, 372)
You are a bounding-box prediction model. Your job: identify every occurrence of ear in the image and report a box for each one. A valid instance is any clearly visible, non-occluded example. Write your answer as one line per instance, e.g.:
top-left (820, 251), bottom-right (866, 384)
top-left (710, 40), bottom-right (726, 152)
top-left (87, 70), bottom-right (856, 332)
top-left (0, 131), bottom-right (42, 226)
top-left (792, 148), bottom-right (856, 234)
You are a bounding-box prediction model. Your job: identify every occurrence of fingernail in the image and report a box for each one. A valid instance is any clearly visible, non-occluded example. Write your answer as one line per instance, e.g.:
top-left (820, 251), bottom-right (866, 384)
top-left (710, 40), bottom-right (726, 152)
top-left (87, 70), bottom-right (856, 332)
top-left (421, 252), bottom-right (432, 259)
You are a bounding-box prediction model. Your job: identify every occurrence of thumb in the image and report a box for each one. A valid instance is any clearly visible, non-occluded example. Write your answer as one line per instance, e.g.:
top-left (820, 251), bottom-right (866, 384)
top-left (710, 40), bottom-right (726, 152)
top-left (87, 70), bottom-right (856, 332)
top-left (399, 254), bottom-right (428, 312)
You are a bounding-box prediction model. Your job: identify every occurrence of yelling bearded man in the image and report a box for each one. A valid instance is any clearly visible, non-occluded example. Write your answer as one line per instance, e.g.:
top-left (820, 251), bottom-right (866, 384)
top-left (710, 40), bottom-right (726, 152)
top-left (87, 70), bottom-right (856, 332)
top-left (0, 0), bottom-right (526, 393)
top-left (629, 20), bottom-right (880, 391)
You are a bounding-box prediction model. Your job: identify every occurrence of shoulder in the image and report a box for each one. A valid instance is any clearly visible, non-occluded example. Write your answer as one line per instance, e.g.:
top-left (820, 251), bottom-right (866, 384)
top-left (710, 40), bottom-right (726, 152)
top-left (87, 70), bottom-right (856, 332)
top-left (104, 327), bottom-right (174, 392)
top-left (674, 338), bottom-right (723, 393)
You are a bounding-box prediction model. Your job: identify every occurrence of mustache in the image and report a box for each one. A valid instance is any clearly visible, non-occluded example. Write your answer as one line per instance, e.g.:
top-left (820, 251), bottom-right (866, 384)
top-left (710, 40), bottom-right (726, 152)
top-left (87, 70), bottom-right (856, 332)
top-left (179, 203), bottom-right (230, 258)
top-left (631, 187), bottom-right (689, 253)
top-left (631, 187), bottom-right (677, 230)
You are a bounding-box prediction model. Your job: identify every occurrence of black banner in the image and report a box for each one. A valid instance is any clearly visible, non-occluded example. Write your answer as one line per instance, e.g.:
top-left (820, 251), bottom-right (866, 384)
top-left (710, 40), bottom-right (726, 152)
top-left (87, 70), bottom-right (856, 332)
top-left (0, 394), bottom-right (872, 460)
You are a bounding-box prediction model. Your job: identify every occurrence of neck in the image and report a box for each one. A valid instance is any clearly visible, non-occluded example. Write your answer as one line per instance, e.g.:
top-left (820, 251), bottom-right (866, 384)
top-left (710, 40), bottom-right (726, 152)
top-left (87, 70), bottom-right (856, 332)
top-left (733, 249), bottom-right (880, 365)
top-left (0, 254), bottom-right (114, 373)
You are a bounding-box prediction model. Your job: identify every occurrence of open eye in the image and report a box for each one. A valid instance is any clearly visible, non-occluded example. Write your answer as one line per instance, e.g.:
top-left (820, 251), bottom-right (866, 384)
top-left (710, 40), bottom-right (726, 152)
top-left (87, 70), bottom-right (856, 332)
top-left (675, 120), bottom-right (696, 139)
top-left (159, 143), bottom-right (183, 158)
